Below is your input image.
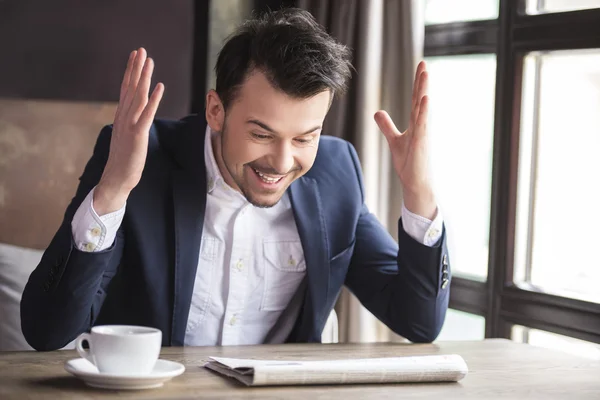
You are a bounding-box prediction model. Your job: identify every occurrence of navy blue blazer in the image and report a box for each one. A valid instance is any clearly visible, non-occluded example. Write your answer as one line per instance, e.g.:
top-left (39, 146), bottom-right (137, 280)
top-left (21, 115), bottom-right (451, 351)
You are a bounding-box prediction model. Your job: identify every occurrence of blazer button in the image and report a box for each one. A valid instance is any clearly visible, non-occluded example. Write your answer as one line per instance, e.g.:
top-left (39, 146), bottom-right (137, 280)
top-left (442, 254), bottom-right (448, 266)
top-left (43, 282), bottom-right (51, 292)
top-left (441, 280), bottom-right (449, 289)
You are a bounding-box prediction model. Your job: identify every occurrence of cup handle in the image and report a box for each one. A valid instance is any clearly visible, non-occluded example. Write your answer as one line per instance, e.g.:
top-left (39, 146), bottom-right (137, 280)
top-left (75, 333), bottom-right (95, 366)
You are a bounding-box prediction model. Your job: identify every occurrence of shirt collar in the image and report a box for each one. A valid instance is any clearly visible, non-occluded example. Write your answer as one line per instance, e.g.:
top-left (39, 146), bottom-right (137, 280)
top-left (204, 125), bottom-right (225, 194)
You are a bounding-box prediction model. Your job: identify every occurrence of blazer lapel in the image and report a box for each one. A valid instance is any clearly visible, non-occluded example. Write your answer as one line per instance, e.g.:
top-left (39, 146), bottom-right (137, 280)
top-left (289, 176), bottom-right (330, 341)
top-left (169, 117), bottom-right (207, 345)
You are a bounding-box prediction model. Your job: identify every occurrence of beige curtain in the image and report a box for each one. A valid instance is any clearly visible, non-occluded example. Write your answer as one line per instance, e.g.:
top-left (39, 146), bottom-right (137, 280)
top-left (297, 0), bottom-right (424, 342)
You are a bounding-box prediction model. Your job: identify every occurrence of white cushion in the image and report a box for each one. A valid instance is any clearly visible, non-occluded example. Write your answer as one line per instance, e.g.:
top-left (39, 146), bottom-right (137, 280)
top-left (321, 309), bottom-right (339, 344)
top-left (0, 243), bottom-right (42, 351)
top-left (0, 243), bottom-right (74, 351)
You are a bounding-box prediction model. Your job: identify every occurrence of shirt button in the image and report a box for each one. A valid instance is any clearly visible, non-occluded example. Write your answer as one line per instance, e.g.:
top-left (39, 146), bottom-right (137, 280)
top-left (85, 242), bottom-right (96, 251)
top-left (288, 256), bottom-right (296, 266)
top-left (235, 260), bottom-right (244, 271)
top-left (229, 314), bottom-right (237, 326)
top-left (427, 229), bottom-right (439, 239)
top-left (90, 227), bottom-right (101, 237)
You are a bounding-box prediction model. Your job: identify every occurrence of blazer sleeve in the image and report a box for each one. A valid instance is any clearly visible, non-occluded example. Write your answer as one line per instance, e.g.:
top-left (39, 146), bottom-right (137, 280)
top-left (20, 125), bottom-right (126, 351)
top-left (343, 142), bottom-right (450, 343)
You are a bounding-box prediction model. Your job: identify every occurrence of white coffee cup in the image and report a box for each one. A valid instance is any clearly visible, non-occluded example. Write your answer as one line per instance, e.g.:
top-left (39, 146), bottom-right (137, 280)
top-left (75, 325), bottom-right (162, 375)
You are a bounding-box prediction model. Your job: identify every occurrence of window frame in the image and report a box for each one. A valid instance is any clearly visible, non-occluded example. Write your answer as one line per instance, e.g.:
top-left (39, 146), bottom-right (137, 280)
top-left (425, 0), bottom-right (600, 344)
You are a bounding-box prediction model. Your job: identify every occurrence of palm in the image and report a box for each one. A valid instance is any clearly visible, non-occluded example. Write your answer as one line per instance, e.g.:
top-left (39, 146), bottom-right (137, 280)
top-left (375, 61), bottom-right (430, 195)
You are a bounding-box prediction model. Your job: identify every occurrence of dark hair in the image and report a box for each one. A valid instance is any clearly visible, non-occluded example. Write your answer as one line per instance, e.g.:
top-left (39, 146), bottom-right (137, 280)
top-left (215, 8), bottom-right (353, 110)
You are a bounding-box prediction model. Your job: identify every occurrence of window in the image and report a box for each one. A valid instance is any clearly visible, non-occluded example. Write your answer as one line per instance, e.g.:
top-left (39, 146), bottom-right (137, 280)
top-left (525, 0), bottom-right (600, 14)
top-left (512, 325), bottom-right (600, 360)
top-left (426, 54), bottom-right (496, 280)
top-left (425, 0), bottom-right (499, 25)
top-left (426, 0), bottom-right (600, 348)
top-left (514, 49), bottom-right (600, 304)
top-left (437, 309), bottom-right (486, 341)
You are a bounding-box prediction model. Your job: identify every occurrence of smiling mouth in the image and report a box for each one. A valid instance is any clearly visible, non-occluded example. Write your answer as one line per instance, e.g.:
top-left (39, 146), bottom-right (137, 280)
top-left (252, 167), bottom-right (285, 184)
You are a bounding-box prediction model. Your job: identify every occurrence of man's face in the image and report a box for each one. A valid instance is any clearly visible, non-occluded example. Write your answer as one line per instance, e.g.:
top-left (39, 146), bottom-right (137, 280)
top-left (206, 71), bottom-right (331, 207)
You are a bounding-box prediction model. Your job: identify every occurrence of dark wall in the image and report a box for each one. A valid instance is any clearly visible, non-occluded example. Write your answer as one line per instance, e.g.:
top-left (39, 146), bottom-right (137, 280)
top-left (0, 0), bottom-right (201, 249)
top-left (0, 0), bottom-right (195, 119)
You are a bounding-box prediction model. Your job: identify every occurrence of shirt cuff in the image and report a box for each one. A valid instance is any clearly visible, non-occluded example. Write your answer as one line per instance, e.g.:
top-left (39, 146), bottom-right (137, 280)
top-left (71, 186), bottom-right (125, 252)
top-left (401, 203), bottom-right (444, 247)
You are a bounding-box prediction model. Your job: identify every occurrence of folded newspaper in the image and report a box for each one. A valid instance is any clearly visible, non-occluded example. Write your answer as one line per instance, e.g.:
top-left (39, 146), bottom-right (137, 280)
top-left (204, 354), bottom-right (468, 386)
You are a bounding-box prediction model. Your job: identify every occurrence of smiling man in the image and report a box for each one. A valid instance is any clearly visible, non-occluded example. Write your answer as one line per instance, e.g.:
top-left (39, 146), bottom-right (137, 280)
top-left (21, 8), bottom-right (450, 350)
top-left (207, 70), bottom-right (329, 208)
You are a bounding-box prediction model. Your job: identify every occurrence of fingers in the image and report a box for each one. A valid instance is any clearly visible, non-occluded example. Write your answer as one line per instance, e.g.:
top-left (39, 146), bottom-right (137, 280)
top-left (376, 62), bottom-right (429, 145)
top-left (119, 50), bottom-right (137, 102)
top-left (415, 95), bottom-right (428, 130)
top-left (130, 57), bottom-right (155, 122)
top-left (411, 69), bottom-right (428, 129)
top-left (374, 110), bottom-right (403, 142)
top-left (138, 82), bottom-right (165, 129)
top-left (411, 61), bottom-right (426, 105)
top-left (420, 68), bottom-right (429, 97)
top-left (122, 48), bottom-right (147, 118)
top-left (115, 51), bottom-right (137, 122)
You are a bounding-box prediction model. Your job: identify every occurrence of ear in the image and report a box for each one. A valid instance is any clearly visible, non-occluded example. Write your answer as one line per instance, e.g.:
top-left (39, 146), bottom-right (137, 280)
top-left (205, 90), bottom-right (225, 132)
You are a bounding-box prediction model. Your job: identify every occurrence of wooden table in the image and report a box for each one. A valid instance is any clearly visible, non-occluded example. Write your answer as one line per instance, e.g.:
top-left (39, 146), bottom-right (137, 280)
top-left (1, 339), bottom-right (599, 399)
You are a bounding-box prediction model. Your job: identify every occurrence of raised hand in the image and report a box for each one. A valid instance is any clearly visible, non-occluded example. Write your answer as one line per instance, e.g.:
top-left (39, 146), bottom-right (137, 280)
top-left (374, 61), bottom-right (436, 219)
top-left (94, 48), bottom-right (165, 215)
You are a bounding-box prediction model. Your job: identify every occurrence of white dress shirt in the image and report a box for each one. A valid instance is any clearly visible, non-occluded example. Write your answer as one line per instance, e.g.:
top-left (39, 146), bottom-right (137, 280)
top-left (71, 126), bottom-right (444, 345)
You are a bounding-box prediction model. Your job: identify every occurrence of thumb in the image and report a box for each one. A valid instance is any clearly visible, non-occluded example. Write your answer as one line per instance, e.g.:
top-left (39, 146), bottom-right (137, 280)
top-left (374, 110), bottom-right (403, 143)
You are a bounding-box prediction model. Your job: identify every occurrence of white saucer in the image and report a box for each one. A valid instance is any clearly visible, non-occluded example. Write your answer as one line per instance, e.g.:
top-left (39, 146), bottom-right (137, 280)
top-left (64, 358), bottom-right (185, 390)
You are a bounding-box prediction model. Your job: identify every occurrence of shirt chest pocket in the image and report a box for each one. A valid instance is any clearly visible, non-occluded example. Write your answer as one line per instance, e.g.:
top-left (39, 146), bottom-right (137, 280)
top-left (261, 240), bottom-right (307, 312)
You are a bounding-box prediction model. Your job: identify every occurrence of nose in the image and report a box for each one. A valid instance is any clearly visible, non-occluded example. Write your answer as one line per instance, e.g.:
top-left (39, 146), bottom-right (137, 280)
top-left (269, 141), bottom-right (296, 175)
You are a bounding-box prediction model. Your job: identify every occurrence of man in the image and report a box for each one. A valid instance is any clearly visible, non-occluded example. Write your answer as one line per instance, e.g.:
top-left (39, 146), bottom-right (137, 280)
top-left (21, 8), bottom-right (449, 350)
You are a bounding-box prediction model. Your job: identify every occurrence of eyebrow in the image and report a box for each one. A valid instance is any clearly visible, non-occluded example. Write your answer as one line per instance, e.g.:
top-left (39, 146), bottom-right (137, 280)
top-left (247, 119), bottom-right (322, 136)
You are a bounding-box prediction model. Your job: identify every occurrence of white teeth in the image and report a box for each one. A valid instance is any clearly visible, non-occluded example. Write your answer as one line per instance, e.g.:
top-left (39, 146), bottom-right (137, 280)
top-left (253, 168), bottom-right (283, 183)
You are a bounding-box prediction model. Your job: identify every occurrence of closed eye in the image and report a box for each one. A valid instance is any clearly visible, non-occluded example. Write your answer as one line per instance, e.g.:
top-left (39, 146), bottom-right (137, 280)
top-left (295, 138), bottom-right (312, 144)
top-left (251, 133), bottom-right (272, 140)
